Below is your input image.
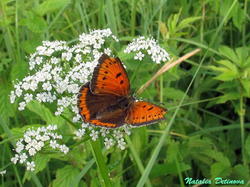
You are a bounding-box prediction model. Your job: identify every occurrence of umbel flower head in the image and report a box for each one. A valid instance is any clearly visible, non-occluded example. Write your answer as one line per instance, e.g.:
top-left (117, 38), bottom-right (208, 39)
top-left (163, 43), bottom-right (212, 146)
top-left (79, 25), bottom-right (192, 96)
top-left (10, 29), bottom-right (169, 150)
top-left (11, 125), bottom-right (69, 171)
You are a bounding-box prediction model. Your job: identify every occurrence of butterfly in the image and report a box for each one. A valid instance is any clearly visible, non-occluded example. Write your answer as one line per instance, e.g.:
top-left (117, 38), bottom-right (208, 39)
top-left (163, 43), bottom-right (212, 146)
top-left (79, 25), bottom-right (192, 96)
top-left (77, 54), bottom-right (167, 128)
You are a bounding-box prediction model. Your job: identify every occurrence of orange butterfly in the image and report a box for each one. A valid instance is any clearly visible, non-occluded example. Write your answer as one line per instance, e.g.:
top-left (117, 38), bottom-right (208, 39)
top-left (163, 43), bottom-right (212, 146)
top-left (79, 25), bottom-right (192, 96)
top-left (77, 54), bottom-right (167, 128)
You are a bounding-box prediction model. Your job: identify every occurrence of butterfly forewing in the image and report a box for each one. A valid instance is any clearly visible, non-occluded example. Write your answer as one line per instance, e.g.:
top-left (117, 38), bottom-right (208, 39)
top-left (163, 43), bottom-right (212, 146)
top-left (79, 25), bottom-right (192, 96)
top-left (126, 101), bottom-right (167, 126)
top-left (90, 54), bottom-right (130, 96)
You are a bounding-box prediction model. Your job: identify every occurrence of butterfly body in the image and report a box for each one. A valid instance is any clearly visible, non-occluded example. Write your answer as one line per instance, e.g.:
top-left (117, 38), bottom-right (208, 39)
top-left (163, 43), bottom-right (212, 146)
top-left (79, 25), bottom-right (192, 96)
top-left (78, 54), bottom-right (167, 128)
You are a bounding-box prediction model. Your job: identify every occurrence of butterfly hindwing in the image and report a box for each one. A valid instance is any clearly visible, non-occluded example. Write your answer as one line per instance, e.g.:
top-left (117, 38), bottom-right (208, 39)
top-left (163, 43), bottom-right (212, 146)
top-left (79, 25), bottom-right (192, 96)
top-left (125, 101), bottom-right (167, 126)
top-left (90, 54), bottom-right (130, 96)
top-left (78, 82), bottom-right (127, 128)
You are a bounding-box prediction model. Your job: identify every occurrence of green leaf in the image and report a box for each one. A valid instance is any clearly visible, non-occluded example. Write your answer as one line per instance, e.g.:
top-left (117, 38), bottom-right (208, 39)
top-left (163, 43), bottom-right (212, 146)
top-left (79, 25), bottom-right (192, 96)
top-left (178, 16), bottom-right (201, 30)
top-left (0, 52), bottom-right (11, 74)
top-left (216, 81), bottom-right (237, 90)
top-left (211, 162), bottom-right (231, 178)
top-left (27, 101), bottom-right (64, 125)
top-left (21, 12), bottom-right (47, 33)
top-left (216, 92), bottom-right (239, 103)
top-left (235, 47), bottom-right (249, 66)
top-left (150, 162), bottom-right (191, 178)
top-left (240, 79), bottom-right (250, 96)
top-left (21, 36), bottom-right (42, 54)
top-left (166, 140), bottom-right (179, 163)
top-left (130, 127), bottom-right (147, 154)
top-left (210, 60), bottom-right (239, 81)
top-left (34, 153), bottom-right (51, 173)
top-left (219, 46), bottom-right (238, 63)
top-left (35, 0), bottom-right (70, 16)
top-left (164, 87), bottom-right (188, 100)
top-left (206, 151), bottom-right (231, 164)
top-left (10, 61), bottom-right (28, 82)
top-left (232, 1), bottom-right (245, 31)
top-left (245, 135), bottom-right (250, 157)
top-left (214, 71), bottom-right (238, 81)
top-left (23, 153), bottom-right (51, 181)
top-left (233, 164), bottom-right (250, 180)
top-left (0, 83), bottom-right (15, 122)
top-left (11, 124), bottom-right (43, 139)
top-left (217, 60), bottom-right (238, 72)
top-left (52, 165), bottom-right (80, 187)
top-left (219, 0), bottom-right (234, 24)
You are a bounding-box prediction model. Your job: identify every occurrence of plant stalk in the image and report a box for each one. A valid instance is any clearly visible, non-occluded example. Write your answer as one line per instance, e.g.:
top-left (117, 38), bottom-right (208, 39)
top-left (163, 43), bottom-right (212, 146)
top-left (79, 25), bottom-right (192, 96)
top-left (90, 140), bottom-right (112, 187)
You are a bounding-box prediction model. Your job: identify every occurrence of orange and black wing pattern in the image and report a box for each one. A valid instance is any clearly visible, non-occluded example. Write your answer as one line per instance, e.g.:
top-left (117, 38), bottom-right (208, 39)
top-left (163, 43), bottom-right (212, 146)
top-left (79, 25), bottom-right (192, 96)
top-left (90, 54), bottom-right (130, 96)
top-left (78, 83), bottom-right (127, 128)
top-left (78, 54), bottom-right (167, 128)
top-left (126, 101), bottom-right (167, 126)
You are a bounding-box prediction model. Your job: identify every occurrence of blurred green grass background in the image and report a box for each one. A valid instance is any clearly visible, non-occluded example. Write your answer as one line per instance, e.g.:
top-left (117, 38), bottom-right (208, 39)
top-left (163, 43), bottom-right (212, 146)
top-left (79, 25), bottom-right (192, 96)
top-left (1, 0), bottom-right (250, 186)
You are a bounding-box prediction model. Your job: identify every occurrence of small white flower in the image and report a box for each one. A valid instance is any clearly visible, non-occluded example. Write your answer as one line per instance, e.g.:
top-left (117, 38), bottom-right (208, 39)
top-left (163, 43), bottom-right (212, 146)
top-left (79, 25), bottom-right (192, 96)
top-left (40, 135), bottom-right (50, 141)
top-left (28, 148), bottom-right (36, 156)
top-left (90, 130), bottom-right (99, 141)
top-left (59, 145), bottom-right (69, 154)
top-left (15, 87), bottom-right (22, 97)
top-left (104, 138), bottom-right (114, 149)
top-left (10, 91), bottom-right (16, 103)
top-left (114, 130), bottom-right (123, 139)
top-left (51, 57), bottom-right (59, 64)
top-left (73, 115), bottom-right (81, 122)
top-left (104, 48), bottom-right (112, 55)
top-left (11, 154), bottom-right (19, 164)
top-left (18, 102), bottom-right (26, 111)
top-left (15, 141), bottom-right (24, 153)
top-left (19, 153), bottom-right (28, 164)
top-left (75, 54), bottom-right (82, 63)
top-left (62, 52), bottom-right (72, 61)
top-left (75, 128), bottom-right (86, 138)
top-left (24, 93), bottom-right (33, 103)
top-left (50, 140), bottom-right (59, 148)
top-left (134, 51), bottom-right (144, 61)
top-left (26, 161), bottom-right (35, 171)
top-left (117, 138), bottom-right (126, 150)
top-left (35, 56), bottom-right (43, 65)
top-left (100, 128), bottom-right (109, 137)
top-left (0, 170), bottom-right (6, 176)
top-left (42, 82), bottom-right (52, 91)
top-left (47, 124), bottom-right (57, 131)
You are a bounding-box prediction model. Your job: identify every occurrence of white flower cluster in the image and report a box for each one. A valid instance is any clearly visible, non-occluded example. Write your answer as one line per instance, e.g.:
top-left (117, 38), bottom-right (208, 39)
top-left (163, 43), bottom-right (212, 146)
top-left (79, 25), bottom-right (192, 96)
top-left (75, 123), bottom-right (131, 150)
top-left (10, 28), bottom-right (117, 118)
top-left (124, 36), bottom-right (170, 63)
top-left (11, 125), bottom-right (69, 171)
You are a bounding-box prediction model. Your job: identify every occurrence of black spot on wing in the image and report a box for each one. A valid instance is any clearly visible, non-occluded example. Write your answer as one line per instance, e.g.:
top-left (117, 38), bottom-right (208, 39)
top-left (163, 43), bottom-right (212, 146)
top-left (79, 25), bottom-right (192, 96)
top-left (116, 72), bottom-right (122, 78)
top-left (148, 107), bottom-right (154, 111)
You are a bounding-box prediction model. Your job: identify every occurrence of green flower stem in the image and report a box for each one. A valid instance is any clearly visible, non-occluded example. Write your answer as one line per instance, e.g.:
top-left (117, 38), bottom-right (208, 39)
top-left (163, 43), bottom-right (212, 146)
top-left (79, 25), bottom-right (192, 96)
top-left (126, 136), bottom-right (152, 187)
top-left (239, 95), bottom-right (246, 166)
top-left (90, 140), bottom-right (112, 187)
top-left (130, 0), bottom-right (136, 36)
